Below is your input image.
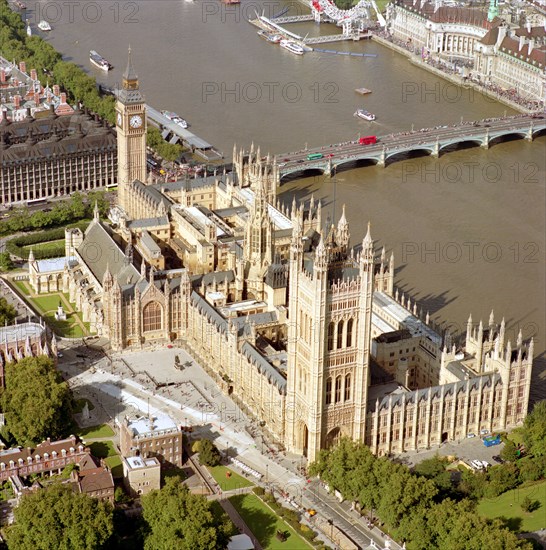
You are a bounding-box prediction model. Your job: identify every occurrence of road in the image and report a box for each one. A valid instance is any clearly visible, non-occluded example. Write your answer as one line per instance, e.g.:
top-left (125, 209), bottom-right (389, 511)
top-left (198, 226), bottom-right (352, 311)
top-left (277, 113), bottom-right (545, 172)
top-left (58, 342), bottom-right (402, 550)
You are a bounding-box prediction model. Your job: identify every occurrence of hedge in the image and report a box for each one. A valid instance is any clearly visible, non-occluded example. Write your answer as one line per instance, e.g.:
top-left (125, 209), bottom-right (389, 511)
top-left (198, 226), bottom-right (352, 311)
top-left (6, 221), bottom-right (90, 260)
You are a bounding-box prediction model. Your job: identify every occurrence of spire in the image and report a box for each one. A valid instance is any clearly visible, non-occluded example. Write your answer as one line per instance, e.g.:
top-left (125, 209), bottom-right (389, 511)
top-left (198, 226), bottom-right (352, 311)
top-left (28, 248), bottom-right (35, 263)
top-left (487, 0), bottom-right (498, 22)
top-left (93, 201), bottom-right (99, 222)
top-left (123, 46), bottom-right (138, 83)
top-left (363, 222), bottom-right (372, 246)
top-left (489, 310), bottom-right (495, 328)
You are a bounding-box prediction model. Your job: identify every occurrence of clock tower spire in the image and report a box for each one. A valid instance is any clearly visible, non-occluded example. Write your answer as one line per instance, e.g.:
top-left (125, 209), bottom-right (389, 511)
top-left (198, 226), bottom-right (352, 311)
top-left (116, 46), bottom-right (147, 217)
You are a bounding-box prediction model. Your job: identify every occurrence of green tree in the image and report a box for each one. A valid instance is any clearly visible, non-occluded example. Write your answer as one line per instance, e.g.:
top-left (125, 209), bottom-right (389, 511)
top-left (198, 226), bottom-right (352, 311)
top-left (414, 455), bottom-right (453, 495)
top-left (0, 297), bottom-right (16, 325)
top-left (501, 440), bottom-right (520, 462)
top-left (141, 476), bottom-right (230, 550)
top-left (523, 401), bottom-right (546, 457)
top-left (0, 251), bottom-right (13, 272)
top-left (1, 356), bottom-right (74, 446)
top-left (198, 439), bottom-right (221, 467)
top-left (521, 496), bottom-right (534, 513)
top-left (6, 483), bottom-right (113, 550)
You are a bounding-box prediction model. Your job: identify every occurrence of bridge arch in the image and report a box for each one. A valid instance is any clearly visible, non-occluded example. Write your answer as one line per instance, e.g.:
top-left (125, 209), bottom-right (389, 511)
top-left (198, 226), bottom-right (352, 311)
top-left (333, 157), bottom-right (380, 172)
top-left (487, 130), bottom-right (529, 147)
top-left (279, 167), bottom-right (327, 183)
top-left (385, 148), bottom-right (433, 165)
top-left (438, 138), bottom-right (484, 153)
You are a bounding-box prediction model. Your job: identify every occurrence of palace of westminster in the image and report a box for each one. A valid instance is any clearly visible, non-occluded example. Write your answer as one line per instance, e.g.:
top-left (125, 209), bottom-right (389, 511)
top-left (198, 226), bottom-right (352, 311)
top-left (26, 53), bottom-right (533, 462)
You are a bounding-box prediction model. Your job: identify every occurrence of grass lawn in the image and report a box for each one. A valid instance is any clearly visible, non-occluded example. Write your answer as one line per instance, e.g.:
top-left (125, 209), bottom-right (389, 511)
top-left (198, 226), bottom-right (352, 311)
top-left (89, 440), bottom-right (118, 459)
top-left (13, 280), bottom-right (31, 296)
top-left (229, 493), bottom-right (311, 550)
top-left (78, 424), bottom-right (115, 439)
top-left (105, 455), bottom-right (123, 479)
top-left (208, 465), bottom-right (254, 491)
top-left (74, 398), bottom-right (95, 413)
top-left (478, 480), bottom-right (546, 533)
top-left (30, 294), bottom-right (61, 313)
top-left (21, 239), bottom-right (64, 255)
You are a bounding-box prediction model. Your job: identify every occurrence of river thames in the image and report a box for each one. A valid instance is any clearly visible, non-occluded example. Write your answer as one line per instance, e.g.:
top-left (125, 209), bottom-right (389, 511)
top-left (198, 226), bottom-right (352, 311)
top-left (26, 0), bottom-right (545, 400)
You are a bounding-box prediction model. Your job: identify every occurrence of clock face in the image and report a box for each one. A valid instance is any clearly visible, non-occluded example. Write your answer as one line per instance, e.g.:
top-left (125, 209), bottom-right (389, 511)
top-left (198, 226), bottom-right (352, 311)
top-left (130, 115), bottom-right (143, 129)
top-left (116, 112), bottom-right (122, 127)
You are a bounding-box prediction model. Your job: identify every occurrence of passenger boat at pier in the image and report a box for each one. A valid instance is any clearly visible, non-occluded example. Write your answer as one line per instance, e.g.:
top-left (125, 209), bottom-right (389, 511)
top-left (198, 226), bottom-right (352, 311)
top-left (355, 87), bottom-right (372, 95)
top-left (354, 108), bottom-right (376, 121)
top-left (258, 30), bottom-right (282, 44)
top-left (13, 1), bottom-right (26, 9)
top-left (89, 50), bottom-right (113, 71)
top-left (280, 40), bottom-right (304, 55)
top-left (161, 110), bottom-right (189, 129)
top-left (222, 0), bottom-right (240, 4)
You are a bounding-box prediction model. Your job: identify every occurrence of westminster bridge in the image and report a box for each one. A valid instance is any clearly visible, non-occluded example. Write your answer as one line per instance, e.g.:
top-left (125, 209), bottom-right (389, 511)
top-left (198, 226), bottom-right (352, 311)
top-left (275, 114), bottom-right (546, 181)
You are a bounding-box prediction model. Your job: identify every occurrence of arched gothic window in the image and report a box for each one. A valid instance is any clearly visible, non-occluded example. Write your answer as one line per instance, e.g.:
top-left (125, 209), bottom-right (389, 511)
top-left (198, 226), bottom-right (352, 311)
top-left (345, 374), bottom-right (351, 401)
top-left (337, 320), bottom-right (344, 349)
top-left (335, 376), bottom-right (342, 403)
top-left (346, 319), bottom-right (354, 347)
top-left (143, 301), bottom-right (163, 332)
top-left (325, 377), bottom-right (332, 405)
top-left (327, 323), bottom-right (335, 351)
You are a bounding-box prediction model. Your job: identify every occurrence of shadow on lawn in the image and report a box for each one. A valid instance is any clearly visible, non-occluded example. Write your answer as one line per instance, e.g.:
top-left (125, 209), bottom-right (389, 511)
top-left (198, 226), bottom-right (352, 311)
top-left (496, 516), bottom-right (523, 532)
top-left (230, 494), bottom-right (280, 547)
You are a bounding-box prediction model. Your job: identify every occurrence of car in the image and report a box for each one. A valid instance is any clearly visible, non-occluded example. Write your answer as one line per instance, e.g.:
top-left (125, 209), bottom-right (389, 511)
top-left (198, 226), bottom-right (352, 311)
top-left (307, 509), bottom-right (317, 517)
top-left (57, 352), bottom-right (63, 358)
top-left (470, 460), bottom-right (484, 470)
top-left (492, 455), bottom-right (504, 464)
top-left (467, 433), bottom-right (476, 438)
top-left (326, 153), bottom-right (335, 158)
top-left (480, 429), bottom-right (489, 436)
top-left (297, 160), bottom-right (304, 163)
top-left (481, 460), bottom-right (490, 469)
top-left (283, 158), bottom-right (290, 162)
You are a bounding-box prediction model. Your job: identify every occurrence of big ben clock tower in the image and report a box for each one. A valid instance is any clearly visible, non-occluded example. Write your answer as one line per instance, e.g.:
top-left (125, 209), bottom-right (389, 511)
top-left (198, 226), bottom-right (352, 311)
top-left (116, 47), bottom-right (147, 214)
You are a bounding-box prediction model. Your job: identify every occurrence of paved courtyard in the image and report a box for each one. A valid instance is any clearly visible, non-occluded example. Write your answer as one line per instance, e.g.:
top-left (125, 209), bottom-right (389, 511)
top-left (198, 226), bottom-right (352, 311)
top-left (398, 435), bottom-right (505, 468)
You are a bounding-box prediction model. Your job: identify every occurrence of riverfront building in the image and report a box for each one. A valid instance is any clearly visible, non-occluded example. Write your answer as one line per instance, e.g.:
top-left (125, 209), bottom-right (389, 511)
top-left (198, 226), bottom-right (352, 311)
top-left (386, 0), bottom-right (546, 104)
top-left (41, 51), bottom-right (533, 462)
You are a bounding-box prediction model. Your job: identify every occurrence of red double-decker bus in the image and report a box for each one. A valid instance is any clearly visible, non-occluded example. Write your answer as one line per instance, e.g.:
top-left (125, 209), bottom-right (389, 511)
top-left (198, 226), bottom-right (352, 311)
top-left (359, 136), bottom-right (377, 145)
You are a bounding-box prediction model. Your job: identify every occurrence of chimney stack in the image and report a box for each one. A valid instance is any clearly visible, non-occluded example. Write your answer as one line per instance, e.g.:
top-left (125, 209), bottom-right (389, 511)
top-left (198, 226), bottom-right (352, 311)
top-left (0, 69), bottom-right (6, 83)
top-left (60, 92), bottom-right (67, 104)
top-left (34, 92), bottom-right (40, 106)
top-left (19, 61), bottom-right (26, 74)
top-left (528, 38), bottom-right (535, 54)
top-left (30, 68), bottom-right (37, 81)
top-left (519, 34), bottom-right (525, 51)
top-left (53, 84), bottom-right (60, 96)
top-left (14, 95), bottom-right (21, 108)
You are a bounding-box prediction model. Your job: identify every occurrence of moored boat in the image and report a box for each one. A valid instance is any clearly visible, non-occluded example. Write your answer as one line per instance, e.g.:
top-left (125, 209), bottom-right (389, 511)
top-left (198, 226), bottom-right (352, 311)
top-left (267, 33), bottom-right (282, 44)
top-left (280, 39), bottom-right (304, 55)
top-left (89, 50), bottom-right (113, 71)
top-left (355, 87), bottom-right (372, 95)
top-left (161, 110), bottom-right (189, 129)
top-left (37, 20), bottom-right (52, 31)
top-left (354, 108), bottom-right (376, 121)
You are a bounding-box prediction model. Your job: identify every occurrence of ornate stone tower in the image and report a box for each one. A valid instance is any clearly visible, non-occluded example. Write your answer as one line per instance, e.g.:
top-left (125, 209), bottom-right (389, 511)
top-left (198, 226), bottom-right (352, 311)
top-left (116, 47), bottom-right (147, 215)
top-left (244, 179), bottom-right (273, 300)
top-left (285, 207), bottom-right (374, 463)
top-left (233, 143), bottom-right (279, 202)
